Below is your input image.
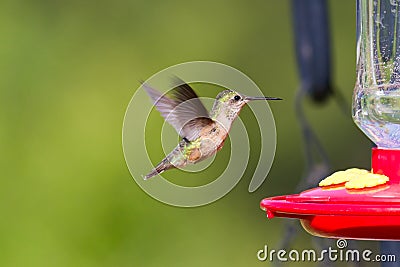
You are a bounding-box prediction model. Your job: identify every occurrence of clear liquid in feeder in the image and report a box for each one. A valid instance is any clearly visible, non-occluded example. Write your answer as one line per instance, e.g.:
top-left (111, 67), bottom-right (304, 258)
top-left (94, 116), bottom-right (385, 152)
top-left (353, 0), bottom-right (400, 148)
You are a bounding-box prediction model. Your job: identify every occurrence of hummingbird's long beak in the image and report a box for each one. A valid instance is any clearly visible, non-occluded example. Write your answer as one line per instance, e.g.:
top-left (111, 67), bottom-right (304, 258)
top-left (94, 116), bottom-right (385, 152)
top-left (244, 96), bottom-right (283, 101)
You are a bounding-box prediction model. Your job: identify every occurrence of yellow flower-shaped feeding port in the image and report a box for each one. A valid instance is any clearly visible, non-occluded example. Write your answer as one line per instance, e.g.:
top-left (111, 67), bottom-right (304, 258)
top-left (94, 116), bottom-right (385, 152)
top-left (345, 173), bottom-right (389, 189)
top-left (319, 168), bottom-right (369, 187)
top-left (319, 168), bottom-right (389, 189)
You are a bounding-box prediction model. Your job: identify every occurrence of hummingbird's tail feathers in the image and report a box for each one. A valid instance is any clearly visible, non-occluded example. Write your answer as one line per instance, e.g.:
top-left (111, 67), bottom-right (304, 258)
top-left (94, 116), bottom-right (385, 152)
top-left (143, 169), bottom-right (162, 180)
top-left (143, 158), bottom-right (175, 180)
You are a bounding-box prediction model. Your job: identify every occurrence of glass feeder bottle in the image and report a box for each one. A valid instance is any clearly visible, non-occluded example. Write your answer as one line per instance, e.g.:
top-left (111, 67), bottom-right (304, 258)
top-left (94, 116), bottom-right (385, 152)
top-left (353, 0), bottom-right (400, 149)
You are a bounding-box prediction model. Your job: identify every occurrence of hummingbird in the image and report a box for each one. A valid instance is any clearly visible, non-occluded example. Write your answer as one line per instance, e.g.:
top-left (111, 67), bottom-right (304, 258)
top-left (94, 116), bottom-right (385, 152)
top-left (142, 78), bottom-right (281, 179)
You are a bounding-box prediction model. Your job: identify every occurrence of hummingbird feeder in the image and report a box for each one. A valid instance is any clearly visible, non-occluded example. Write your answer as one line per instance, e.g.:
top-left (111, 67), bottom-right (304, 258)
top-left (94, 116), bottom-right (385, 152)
top-left (260, 0), bottom-right (400, 240)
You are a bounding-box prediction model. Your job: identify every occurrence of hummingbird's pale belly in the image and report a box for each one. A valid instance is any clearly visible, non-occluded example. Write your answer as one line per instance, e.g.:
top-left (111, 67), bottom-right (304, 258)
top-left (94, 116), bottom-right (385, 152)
top-left (186, 122), bottom-right (228, 163)
top-left (151, 122), bottom-right (229, 176)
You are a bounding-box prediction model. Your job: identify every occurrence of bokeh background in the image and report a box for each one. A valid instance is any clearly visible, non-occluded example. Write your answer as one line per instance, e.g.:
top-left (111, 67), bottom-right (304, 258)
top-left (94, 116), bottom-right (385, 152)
top-left (1, 0), bottom-right (379, 266)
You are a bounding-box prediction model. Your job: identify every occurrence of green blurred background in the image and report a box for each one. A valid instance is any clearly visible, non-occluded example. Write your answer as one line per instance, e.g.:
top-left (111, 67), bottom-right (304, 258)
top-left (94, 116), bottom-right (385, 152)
top-left (1, 0), bottom-right (378, 266)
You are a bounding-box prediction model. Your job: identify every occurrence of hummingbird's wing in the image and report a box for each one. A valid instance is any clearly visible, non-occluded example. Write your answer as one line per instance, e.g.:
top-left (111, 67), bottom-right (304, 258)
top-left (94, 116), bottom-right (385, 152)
top-left (143, 80), bottom-right (212, 141)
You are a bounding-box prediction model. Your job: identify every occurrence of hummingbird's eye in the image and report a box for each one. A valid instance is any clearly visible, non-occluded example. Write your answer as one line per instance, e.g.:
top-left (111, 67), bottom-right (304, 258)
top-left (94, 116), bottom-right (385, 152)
top-left (234, 95), bottom-right (241, 101)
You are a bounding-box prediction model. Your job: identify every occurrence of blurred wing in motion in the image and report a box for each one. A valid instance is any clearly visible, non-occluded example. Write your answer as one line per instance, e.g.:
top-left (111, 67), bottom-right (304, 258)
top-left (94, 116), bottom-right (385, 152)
top-left (142, 79), bottom-right (212, 141)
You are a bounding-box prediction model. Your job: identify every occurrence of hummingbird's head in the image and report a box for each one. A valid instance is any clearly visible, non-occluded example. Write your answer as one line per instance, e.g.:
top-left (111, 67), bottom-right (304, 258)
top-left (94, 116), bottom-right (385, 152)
top-left (215, 90), bottom-right (247, 111)
top-left (211, 90), bottom-right (282, 122)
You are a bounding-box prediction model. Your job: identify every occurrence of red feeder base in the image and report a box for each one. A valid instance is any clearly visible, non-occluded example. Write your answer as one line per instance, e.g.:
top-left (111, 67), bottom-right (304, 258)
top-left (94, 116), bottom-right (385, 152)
top-left (260, 148), bottom-right (400, 240)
